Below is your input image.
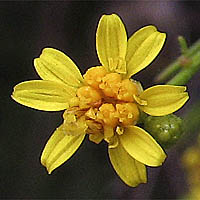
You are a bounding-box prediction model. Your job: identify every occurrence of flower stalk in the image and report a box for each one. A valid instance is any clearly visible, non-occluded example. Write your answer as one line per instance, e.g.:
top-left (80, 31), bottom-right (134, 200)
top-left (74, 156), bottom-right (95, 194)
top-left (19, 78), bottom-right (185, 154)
top-left (178, 36), bottom-right (188, 54)
top-left (167, 51), bottom-right (200, 85)
top-left (155, 38), bottom-right (200, 85)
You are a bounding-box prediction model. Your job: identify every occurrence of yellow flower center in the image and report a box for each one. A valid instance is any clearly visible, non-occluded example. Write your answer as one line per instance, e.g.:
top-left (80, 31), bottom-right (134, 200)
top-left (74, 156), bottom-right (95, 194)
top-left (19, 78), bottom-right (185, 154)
top-left (83, 66), bottom-right (107, 89)
top-left (76, 85), bottom-right (102, 109)
top-left (63, 66), bottom-right (140, 144)
top-left (116, 103), bottom-right (139, 126)
top-left (99, 73), bottom-right (122, 98)
top-left (97, 103), bottom-right (118, 127)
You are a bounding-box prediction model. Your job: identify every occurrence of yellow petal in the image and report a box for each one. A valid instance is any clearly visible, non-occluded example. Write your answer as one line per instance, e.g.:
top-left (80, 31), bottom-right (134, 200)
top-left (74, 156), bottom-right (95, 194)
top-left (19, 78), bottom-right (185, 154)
top-left (96, 14), bottom-right (127, 73)
top-left (126, 26), bottom-right (166, 78)
top-left (34, 48), bottom-right (83, 87)
top-left (109, 142), bottom-right (147, 187)
top-left (119, 126), bottom-right (166, 166)
top-left (139, 85), bottom-right (189, 116)
top-left (89, 133), bottom-right (104, 144)
top-left (41, 124), bottom-right (86, 174)
top-left (12, 80), bottom-right (76, 111)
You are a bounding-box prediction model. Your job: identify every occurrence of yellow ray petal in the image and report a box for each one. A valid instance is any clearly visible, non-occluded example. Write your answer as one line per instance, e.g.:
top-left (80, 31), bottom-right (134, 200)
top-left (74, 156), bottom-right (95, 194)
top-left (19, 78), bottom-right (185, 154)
top-left (138, 85), bottom-right (189, 116)
top-left (126, 26), bottom-right (166, 78)
top-left (96, 14), bottom-right (127, 73)
top-left (34, 48), bottom-right (83, 87)
top-left (119, 126), bottom-right (166, 167)
top-left (109, 142), bottom-right (147, 187)
top-left (41, 124), bottom-right (86, 174)
top-left (12, 80), bottom-right (76, 111)
top-left (126, 26), bottom-right (157, 62)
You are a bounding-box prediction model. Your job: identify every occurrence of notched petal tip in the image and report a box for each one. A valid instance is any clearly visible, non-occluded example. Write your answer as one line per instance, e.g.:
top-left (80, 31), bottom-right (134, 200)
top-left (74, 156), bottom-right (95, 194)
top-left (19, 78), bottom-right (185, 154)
top-left (41, 125), bottom-right (86, 174)
top-left (109, 142), bottom-right (147, 187)
top-left (34, 47), bottom-right (83, 87)
top-left (11, 80), bottom-right (74, 111)
top-left (126, 26), bottom-right (166, 78)
top-left (139, 85), bottom-right (189, 116)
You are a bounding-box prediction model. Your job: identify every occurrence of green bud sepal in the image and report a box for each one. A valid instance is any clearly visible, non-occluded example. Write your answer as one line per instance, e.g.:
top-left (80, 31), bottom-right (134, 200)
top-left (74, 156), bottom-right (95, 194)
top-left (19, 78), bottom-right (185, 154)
top-left (143, 114), bottom-right (184, 149)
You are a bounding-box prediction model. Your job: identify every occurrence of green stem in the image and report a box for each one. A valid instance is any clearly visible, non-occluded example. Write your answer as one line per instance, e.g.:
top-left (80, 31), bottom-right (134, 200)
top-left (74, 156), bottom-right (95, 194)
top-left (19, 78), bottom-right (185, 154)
top-left (167, 51), bottom-right (200, 85)
top-left (155, 61), bottom-right (180, 83)
top-left (155, 38), bottom-right (200, 83)
top-left (178, 36), bottom-right (188, 54)
top-left (186, 38), bottom-right (200, 57)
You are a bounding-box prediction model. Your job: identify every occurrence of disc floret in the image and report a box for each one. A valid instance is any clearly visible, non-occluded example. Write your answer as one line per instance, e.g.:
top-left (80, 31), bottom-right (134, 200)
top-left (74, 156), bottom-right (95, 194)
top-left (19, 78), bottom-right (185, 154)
top-left (63, 66), bottom-right (141, 145)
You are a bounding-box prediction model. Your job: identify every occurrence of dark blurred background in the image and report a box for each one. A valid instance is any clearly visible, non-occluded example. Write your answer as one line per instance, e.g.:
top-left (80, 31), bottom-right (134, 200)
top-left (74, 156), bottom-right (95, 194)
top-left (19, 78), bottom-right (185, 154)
top-left (1, 1), bottom-right (200, 199)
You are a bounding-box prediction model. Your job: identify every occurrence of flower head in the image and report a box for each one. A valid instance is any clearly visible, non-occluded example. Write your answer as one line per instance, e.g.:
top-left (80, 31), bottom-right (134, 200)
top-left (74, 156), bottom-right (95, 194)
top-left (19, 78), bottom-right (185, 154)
top-left (12, 14), bottom-right (189, 187)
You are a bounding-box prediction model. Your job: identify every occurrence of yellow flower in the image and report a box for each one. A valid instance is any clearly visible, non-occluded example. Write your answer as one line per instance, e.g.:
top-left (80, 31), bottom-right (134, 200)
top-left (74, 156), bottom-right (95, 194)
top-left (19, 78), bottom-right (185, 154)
top-left (11, 14), bottom-right (189, 187)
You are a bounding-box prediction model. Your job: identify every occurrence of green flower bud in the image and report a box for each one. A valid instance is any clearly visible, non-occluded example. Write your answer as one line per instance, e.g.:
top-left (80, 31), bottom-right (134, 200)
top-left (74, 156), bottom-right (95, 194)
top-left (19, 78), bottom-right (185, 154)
top-left (143, 114), bottom-right (184, 149)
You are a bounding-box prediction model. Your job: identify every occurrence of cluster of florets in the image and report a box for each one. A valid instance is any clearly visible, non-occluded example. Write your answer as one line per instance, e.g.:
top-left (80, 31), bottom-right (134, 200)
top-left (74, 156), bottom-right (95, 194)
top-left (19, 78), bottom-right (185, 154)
top-left (63, 66), bottom-right (141, 142)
